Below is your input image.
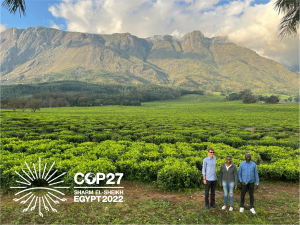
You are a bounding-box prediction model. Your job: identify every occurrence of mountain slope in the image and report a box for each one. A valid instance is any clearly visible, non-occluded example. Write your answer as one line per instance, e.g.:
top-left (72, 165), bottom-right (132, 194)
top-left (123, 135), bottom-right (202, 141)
top-left (1, 27), bottom-right (298, 94)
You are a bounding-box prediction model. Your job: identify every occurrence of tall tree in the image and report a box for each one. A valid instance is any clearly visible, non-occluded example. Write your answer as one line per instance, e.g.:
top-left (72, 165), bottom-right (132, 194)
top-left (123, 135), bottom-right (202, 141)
top-left (26, 99), bottom-right (42, 112)
top-left (238, 89), bottom-right (253, 99)
top-left (274, 0), bottom-right (299, 38)
top-left (266, 95), bottom-right (280, 104)
top-left (242, 92), bottom-right (257, 104)
top-left (294, 95), bottom-right (300, 102)
top-left (1, 0), bottom-right (26, 16)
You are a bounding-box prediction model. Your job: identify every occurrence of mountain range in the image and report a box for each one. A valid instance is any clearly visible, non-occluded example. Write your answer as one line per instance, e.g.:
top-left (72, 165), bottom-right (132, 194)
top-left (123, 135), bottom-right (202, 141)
top-left (1, 26), bottom-right (298, 95)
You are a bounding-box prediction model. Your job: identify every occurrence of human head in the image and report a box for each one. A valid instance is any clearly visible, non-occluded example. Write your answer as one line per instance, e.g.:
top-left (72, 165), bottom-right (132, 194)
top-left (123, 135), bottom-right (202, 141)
top-left (208, 148), bottom-right (215, 158)
top-left (245, 153), bottom-right (251, 162)
top-left (226, 156), bottom-right (232, 164)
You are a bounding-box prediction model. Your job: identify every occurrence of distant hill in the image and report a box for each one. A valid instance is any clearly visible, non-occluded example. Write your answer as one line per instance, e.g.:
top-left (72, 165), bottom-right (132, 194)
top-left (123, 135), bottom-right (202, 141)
top-left (1, 26), bottom-right (298, 95)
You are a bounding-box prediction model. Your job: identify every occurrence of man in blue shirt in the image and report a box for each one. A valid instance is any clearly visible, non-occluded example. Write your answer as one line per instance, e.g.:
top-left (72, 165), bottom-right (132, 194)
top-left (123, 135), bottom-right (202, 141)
top-left (238, 153), bottom-right (259, 214)
top-left (202, 148), bottom-right (217, 209)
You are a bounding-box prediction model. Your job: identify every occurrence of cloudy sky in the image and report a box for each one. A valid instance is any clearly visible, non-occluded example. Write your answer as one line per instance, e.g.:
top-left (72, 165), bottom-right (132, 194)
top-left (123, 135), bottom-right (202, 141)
top-left (1, 0), bottom-right (299, 71)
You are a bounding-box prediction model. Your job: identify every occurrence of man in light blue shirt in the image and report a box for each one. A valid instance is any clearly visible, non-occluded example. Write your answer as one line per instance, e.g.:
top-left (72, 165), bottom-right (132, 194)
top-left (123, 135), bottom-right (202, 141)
top-left (238, 153), bottom-right (259, 214)
top-left (202, 148), bottom-right (217, 209)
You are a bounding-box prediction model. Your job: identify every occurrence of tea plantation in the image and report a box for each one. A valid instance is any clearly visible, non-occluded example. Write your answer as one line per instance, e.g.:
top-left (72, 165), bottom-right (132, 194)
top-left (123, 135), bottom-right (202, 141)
top-left (1, 95), bottom-right (299, 190)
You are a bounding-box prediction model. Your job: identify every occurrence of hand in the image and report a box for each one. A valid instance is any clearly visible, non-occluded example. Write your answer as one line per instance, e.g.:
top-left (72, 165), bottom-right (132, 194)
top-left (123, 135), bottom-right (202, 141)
top-left (242, 181), bottom-right (246, 185)
top-left (235, 185), bottom-right (237, 189)
top-left (256, 184), bottom-right (259, 190)
top-left (219, 182), bottom-right (222, 187)
top-left (203, 180), bottom-right (207, 185)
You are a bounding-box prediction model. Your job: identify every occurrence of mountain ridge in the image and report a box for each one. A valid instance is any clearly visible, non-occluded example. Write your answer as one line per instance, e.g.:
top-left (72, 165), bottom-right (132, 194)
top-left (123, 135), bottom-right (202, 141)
top-left (1, 26), bottom-right (298, 95)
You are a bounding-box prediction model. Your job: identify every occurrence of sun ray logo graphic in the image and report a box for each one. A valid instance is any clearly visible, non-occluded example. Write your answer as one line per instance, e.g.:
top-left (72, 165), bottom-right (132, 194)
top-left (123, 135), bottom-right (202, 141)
top-left (10, 158), bottom-right (69, 217)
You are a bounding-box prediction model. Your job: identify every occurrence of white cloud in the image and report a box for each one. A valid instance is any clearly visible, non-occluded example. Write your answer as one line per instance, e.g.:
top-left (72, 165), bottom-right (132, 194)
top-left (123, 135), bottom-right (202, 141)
top-left (0, 24), bottom-right (6, 32)
top-left (225, 1), bottom-right (299, 70)
top-left (48, 20), bottom-right (61, 29)
top-left (171, 29), bottom-right (185, 39)
top-left (48, 0), bottom-right (299, 69)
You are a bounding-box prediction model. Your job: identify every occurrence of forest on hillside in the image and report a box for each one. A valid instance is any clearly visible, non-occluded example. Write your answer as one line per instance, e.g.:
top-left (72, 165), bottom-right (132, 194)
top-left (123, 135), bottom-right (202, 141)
top-left (1, 81), bottom-right (204, 109)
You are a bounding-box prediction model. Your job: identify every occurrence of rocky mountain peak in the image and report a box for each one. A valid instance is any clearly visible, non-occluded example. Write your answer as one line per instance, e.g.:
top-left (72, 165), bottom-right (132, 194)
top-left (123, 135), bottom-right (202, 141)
top-left (211, 36), bottom-right (232, 45)
top-left (182, 30), bottom-right (205, 41)
top-left (181, 30), bottom-right (211, 51)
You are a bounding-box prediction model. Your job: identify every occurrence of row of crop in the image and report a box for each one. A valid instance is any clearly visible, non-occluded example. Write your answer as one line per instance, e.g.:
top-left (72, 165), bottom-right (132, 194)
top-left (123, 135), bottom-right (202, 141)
top-left (0, 138), bottom-right (260, 163)
top-left (2, 128), bottom-right (299, 149)
top-left (4, 137), bottom-right (296, 167)
top-left (1, 139), bottom-right (299, 190)
top-left (239, 145), bottom-right (299, 162)
top-left (3, 137), bottom-right (298, 162)
top-left (1, 107), bottom-right (298, 149)
top-left (258, 159), bottom-right (299, 180)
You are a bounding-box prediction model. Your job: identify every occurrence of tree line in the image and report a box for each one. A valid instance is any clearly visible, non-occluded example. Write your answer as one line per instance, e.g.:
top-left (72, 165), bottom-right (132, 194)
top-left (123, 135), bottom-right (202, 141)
top-left (226, 89), bottom-right (299, 104)
top-left (1, 81), bottom-right (204, 111)
top-left (1, 99), bottom-right (42, 112)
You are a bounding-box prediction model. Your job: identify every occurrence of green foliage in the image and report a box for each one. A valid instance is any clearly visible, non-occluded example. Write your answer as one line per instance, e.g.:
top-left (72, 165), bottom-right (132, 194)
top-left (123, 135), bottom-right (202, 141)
top-left (294, 95), bottom-right (299, 102)
top-left (274, 0), bottom-right (300, 38)
top-left (242, 92), bottom-right (257, 104)
top-left (226, 89), bottom-right (257, 103)
top-left (157, 160), bottom-right (201, 189)
top-left (1, 81), bottom-right (204, 107)
top-left (0, 98), bottom-right (299, 190)
top-left (226, 93), bottom-right (239, 101)
top-left (265, 95), bottom-right (280, 104)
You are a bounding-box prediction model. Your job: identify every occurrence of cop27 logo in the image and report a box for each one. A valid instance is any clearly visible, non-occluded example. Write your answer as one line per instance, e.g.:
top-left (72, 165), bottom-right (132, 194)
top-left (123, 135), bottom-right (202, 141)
top-left (10, 158), bottom-right (69, 217)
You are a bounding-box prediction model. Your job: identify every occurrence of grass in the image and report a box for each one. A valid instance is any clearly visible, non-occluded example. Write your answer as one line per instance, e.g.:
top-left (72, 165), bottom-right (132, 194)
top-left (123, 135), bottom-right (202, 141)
top-left (1, 180), bottom-right (299, 224)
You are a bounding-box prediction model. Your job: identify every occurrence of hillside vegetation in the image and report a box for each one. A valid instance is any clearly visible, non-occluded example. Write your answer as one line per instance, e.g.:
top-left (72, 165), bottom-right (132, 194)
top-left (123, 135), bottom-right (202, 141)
top-left (1, 27), bottom-right (298, 95)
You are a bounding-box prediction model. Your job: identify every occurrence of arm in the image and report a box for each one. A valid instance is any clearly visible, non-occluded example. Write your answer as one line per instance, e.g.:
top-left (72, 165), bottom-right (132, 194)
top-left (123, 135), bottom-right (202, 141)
top-left (233, 164), bottom-right (238, 184)
top-left (219, 163), bottom-right (223, 187)
top-left (219, 163), bottom-right (223, 181)
top-left (202, 159), bottom-right (207, 184)
top-left (254, 164), bottom-right (259, 186)
top-left (233, 164), bottom-right (238, 189)
top-left (238, 163), bottom-right (242, 183)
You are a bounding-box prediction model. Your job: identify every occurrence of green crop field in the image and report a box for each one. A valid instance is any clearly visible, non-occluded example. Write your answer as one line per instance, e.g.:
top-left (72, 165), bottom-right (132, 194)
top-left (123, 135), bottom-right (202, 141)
top-left (1, 95), bottom-right (299, 224)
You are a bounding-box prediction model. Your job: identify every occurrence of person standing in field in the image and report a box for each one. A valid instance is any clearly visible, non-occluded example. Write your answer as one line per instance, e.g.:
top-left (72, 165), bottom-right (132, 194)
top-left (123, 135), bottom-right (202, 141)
top-left (202, 147), bottom-right (217, 209)
top-left (219, 156), bottom-right (238, 211)
top-left (238, 153), bottom-right (259, 214)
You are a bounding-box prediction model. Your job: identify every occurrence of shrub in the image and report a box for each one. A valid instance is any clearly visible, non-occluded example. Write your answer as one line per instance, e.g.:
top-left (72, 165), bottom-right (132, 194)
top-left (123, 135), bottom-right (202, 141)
top-left (157, 160), bottom-right (201, 189)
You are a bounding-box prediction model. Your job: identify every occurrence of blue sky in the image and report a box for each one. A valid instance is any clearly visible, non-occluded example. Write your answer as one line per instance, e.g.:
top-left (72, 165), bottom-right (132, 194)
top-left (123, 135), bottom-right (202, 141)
top-left (1, 0), bottom-right (65, 29)
top-left (0, 0), bottom-right (298, 70)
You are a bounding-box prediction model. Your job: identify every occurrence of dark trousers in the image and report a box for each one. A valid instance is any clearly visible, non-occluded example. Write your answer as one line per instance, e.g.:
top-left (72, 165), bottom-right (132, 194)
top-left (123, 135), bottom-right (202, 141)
top-left (205, 180), bottom-right (216, 206)
top-left (240, 182), bottom-right (254, 208)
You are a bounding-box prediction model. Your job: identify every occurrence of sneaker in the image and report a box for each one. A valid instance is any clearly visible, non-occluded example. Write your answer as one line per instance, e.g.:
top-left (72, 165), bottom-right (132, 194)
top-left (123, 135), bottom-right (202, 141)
top-left (205, 205), bottom-right (210, 210)
top-left (221, 205), bottom-right (227, 210)
top-left (211, 205), bottom-right (217, 208)
top-left (239, 207), bottom-right (244, 213)
top-left (229, 206), bottom-right (233, 211)
top-left (250, 208), bottom-right (256, 214)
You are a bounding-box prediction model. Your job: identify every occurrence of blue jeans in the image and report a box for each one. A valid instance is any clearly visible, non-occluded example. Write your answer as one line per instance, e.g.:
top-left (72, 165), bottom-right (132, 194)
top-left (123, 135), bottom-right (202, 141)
top-left (222, 181), bottom-right (235, 206)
